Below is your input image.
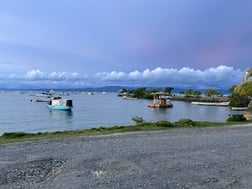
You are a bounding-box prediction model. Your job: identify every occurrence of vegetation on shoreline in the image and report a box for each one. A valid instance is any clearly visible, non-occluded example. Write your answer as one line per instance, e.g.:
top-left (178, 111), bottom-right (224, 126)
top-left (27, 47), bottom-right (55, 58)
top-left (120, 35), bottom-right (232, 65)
top-left (119, 85), bottom-right (251, 108)
top-left (118, 87), bottom-right (225, 101)
top-left (1, 118), bottom-right (252, 144)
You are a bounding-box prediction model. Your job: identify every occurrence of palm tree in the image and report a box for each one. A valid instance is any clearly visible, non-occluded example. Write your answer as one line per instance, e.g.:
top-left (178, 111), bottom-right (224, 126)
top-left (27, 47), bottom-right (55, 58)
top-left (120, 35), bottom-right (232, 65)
top-left (164, 87), bottom-right (174, 95)
top-left (235, 68), bottom-right (252, 95)
top-left (234, 81), bottom-right (252, 96)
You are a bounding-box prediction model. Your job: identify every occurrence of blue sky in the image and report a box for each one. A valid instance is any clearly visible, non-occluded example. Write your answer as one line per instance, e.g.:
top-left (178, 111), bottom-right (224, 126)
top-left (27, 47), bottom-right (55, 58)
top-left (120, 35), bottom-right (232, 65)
top-left (0, 0), bottom-right (251, 89)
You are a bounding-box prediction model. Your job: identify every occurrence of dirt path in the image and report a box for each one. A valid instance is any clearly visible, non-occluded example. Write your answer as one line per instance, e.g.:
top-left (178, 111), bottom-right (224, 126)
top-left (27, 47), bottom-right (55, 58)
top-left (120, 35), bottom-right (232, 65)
top-left (1, 125), bottom-right (252, 188)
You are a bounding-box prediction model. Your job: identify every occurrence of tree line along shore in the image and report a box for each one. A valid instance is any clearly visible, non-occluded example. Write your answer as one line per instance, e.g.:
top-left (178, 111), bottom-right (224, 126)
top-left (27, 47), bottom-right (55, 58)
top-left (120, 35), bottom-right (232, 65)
top-left (118, 86), bottom-right (249, 107)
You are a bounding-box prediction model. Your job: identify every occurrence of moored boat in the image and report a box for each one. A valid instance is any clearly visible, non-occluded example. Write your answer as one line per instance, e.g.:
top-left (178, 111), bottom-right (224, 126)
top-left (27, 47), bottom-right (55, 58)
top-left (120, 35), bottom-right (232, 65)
top-left (191, 101), bottom-right (230, 106)
top-left (33, 90), bottom-right (55, 102)
top-left (36, 97), bottom-right (52, 102)
top-left (47, 97), bottom-right (73, 111)
top-left (122, 94), bottom-right (137, 100)
top-left (231, 107), bottom-right (248, 111)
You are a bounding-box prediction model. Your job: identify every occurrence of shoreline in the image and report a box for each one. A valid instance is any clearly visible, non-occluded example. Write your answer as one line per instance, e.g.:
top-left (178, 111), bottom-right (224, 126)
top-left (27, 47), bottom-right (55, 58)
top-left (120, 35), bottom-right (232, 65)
top-left (1, 120), bottom-right (252, 144)
top-left (171, 95), bottom-right (229, 102)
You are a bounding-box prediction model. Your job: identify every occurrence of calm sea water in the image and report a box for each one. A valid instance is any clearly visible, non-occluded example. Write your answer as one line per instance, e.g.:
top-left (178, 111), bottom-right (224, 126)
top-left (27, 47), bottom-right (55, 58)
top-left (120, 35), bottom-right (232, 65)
top-left (0, 91), bottom-right (234, 135)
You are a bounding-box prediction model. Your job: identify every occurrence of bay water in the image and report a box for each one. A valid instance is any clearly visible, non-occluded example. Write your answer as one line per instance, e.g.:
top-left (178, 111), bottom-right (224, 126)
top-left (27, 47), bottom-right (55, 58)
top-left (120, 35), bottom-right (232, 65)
top-left (0, 91), bottom-right (234, 135)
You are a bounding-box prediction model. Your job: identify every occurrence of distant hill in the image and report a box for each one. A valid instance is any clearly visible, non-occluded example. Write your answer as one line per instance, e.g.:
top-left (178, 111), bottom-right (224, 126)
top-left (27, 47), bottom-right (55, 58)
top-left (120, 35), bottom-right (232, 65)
top-left (79, 86), bottom-right (230, 94)
top-left (77, 86), bottom-right (125, 92)
top-left (0, 86), bottom-right (230, 94)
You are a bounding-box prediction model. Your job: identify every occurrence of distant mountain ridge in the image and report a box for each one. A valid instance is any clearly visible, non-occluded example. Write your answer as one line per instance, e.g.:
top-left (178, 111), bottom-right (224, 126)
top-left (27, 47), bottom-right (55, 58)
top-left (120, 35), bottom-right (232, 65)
top-left (0, 86), bottom-right (230, 94)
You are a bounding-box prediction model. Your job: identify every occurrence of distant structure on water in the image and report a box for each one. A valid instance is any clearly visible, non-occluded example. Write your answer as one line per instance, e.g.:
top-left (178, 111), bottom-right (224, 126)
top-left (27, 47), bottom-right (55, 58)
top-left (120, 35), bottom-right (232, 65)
top-left (148, 92), bottom-right (173, 108)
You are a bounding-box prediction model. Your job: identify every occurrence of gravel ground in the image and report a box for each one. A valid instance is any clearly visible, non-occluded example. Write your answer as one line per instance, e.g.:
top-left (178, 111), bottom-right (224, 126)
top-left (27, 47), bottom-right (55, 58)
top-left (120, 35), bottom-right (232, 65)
top-left (1, 125), bottom-right (252, 189)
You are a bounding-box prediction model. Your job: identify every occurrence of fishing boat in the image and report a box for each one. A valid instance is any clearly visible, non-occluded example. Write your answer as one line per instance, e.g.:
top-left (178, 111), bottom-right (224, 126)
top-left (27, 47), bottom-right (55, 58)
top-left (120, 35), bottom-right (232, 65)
top-left (47, 97), bottom-right (73, 111)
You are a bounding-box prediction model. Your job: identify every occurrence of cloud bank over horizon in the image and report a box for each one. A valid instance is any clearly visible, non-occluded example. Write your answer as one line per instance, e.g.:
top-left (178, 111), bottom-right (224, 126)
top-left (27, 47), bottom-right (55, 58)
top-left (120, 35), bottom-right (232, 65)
top-left (0, 65), bottom-right (243, 90)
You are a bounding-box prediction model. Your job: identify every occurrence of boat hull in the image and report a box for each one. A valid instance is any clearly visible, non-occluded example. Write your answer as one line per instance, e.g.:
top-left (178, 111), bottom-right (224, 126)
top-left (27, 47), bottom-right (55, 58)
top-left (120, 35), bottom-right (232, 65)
top-left (231, 107), bottom-right (248, 111)
top-left (48, 97), bottom-right (73, 111)
top-left (191, 101), bottom-right (230, 106)
top-left (47, 105), bottom-right (73, 111)
top-left (122, 96), bottom-right (137, 100)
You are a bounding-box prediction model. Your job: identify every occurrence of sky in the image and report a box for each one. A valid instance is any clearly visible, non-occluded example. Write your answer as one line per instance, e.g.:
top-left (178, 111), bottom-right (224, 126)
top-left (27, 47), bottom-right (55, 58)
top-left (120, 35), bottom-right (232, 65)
top-left (0, 0), bottom-right (251, 90)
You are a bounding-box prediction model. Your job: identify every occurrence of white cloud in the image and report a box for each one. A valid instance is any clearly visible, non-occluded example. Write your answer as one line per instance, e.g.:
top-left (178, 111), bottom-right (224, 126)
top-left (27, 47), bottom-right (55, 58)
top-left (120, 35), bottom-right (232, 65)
top-left (0, 66), bottom-right (243, 89)
top-left (129, 70), bottom-right (141, 79)
top-left (25, 69), bottom-right (45, 80)
top-left (24, 70), bottom-right (82, 81)
top-left (95, 71), bottom-right (126, 80)
top-left (48, 71), bottom-right (80, 80)
top-left (94, 65), bottom-right (243, 89)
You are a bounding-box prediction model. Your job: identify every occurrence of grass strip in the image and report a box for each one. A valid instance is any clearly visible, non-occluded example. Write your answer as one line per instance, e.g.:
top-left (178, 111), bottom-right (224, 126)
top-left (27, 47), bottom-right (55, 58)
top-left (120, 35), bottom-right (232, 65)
top-left (0, 120), bottom-right (252, 144)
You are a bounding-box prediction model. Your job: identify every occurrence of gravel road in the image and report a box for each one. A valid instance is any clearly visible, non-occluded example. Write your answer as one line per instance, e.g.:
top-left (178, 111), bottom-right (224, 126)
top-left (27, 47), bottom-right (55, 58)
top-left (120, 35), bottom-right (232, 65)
top-left (1, 125), bottom-right (252, 189)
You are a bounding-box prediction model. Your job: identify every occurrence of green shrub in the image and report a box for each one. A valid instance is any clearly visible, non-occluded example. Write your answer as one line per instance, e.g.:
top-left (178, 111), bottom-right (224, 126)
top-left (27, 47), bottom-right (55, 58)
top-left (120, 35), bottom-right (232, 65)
top-left (229, 93), bottom-right (250, 107)
top-left (155, 120), bottom-right (173, 127)
top-left (1, 132), bottom-right (33, 139)
top-left (107, 125), bottom-right (126, 130)
top-left (175, 119), bottom-right (195, 127)
top-left (95, 126), bottom-right (106, 131)
top-left (226, 114), bottom-right (246, 122)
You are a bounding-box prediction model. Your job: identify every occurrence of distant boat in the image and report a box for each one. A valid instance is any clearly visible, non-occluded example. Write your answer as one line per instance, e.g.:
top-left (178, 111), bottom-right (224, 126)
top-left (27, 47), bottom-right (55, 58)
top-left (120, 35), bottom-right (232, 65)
top-left (122, 95), bottom-right (137, 100)
top-left (34, 94), bottom-right (52, 102)
top-left (35, 96), bottom-right (52, 102)
top-left (231, 107), bottom-right (248, 111)
top-left (191, 101), bottom-right (230, 106)
top-left (33, 90), bottom-right (55, 102)
top-left (47, 97), bottom-right (73, 111)
top-left (41, 90), bottom-right (55, 96)
top-left (58, 91), bottom-right (70, 96)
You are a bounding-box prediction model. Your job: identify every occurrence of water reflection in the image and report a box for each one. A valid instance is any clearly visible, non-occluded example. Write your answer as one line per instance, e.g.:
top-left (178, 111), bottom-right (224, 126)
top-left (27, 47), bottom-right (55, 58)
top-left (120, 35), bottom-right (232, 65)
top-left (49, 110), bottom-right (73, 121)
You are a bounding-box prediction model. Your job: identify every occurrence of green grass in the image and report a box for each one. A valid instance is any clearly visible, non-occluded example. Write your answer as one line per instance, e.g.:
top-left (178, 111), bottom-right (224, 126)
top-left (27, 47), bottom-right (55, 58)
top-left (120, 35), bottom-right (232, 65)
top-left (1, 119), bottom-right (252, 144)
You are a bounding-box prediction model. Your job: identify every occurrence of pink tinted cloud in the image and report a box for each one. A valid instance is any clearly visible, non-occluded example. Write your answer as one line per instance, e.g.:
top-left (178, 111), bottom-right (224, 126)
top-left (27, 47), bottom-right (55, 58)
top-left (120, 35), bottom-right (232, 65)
top-left (196, 27), bottom-right (251, 68)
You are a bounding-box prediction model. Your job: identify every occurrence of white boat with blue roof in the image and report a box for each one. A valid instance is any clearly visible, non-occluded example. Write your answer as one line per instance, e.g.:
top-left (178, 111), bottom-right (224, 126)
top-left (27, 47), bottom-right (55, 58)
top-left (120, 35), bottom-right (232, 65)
top-left (47, 97), bottom-right (73, 111)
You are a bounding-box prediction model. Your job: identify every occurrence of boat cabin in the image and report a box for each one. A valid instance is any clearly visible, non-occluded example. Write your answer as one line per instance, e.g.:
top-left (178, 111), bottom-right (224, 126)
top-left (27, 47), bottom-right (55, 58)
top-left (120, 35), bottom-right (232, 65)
top-left (48, 97), bottom-right (73, 110)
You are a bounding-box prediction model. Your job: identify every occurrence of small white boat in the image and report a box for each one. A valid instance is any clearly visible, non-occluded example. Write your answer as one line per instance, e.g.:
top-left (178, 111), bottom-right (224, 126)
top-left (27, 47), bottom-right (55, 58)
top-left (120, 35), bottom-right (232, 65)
top-left (42, 90), bottom-right (55, 96)
top-left (34, 90), bottom-right (55, 102)
top-left (47, 97), bottom-right (73, 111)
top-left (191, 101), bottom-right (230, 106)
top-left (231, 107), bottom-right (248, 111)
top-left (35, 96), bottom-right (52, 102)
top-left (122, 95), bottom-right (137, 100)
top-left (87, 92), bottom-right (94, 95)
